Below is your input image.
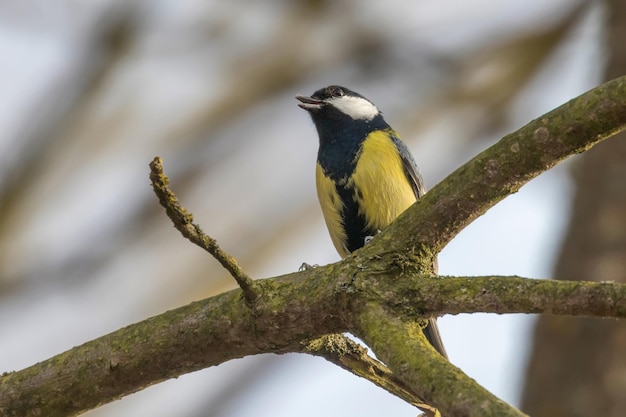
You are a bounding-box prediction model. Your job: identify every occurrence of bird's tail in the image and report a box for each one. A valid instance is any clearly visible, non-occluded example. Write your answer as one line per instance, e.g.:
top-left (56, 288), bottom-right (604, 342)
top-left (424, 318), bottom-right (448, 359)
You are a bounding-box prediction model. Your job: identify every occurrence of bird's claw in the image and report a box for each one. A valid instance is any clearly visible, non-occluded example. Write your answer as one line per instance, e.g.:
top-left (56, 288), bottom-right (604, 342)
top-left (299, 262), bottom-right (319, 272)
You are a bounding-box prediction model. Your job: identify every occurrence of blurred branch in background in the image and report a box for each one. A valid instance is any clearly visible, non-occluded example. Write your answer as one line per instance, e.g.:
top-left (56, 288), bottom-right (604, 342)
top-left (521, 0), bottom-right (626, 415)
top-left (0, 3), bottom-right (138, 291)
top-left (401, 0), bottom-right (589, 140)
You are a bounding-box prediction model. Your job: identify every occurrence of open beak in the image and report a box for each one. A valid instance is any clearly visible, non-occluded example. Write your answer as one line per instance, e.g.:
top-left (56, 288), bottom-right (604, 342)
top-left (295, 94), bottom-right (325, 111)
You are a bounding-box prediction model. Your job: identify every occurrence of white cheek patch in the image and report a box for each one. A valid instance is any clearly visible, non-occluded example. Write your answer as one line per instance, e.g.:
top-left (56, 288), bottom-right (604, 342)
top-left (329, 95), bottom-right (379, 121)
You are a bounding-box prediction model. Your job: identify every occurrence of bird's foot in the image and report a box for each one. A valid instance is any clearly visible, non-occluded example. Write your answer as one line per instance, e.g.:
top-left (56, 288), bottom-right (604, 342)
top-left (363, 230), bottom-right (382, 245)
top-left (299, 263), bottom-right (319, 272)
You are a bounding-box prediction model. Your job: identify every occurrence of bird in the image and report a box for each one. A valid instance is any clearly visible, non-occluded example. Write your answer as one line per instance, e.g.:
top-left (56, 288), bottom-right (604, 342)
top-left (296, 85), bottom-right (447, 359)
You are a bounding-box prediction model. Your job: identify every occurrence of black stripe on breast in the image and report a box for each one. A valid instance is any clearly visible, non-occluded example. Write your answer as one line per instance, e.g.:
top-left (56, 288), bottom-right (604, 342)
top-left (335, 182), bottom-right (374, 253)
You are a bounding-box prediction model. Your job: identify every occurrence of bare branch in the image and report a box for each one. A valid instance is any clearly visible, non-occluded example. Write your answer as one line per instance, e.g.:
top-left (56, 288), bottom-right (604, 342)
top-left (366, 275), bottom-right (626, 319)
top-left (354, 303), bottom-right (528, 417)
top-left (0, 264), bottom-right (347, 417)
top-left (2, 266), bottom-right (626, 416)
top-left (364, 75), bottom-right (626, 258)
top-left (3, 75), bottom-right (626, 417)
top-left (303, 334), bottom-right (439, 417)
top-left (149, 156), bottom-right (258, 305)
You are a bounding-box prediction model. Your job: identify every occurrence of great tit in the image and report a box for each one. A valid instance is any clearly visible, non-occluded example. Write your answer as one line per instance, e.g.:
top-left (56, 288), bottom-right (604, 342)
top-left (296, 85), bottom-right (447, 358)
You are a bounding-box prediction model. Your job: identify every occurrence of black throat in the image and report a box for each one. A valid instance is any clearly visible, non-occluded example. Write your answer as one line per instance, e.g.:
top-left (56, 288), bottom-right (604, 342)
top-left (314, 113), bottom-right (388, 180)
top-left (312, 112), bottom-right (389, 254)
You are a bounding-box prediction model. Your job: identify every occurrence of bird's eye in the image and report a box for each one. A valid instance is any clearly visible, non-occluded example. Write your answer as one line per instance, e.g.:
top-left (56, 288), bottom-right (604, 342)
top-left (330, 87), bottom-right (344, 97)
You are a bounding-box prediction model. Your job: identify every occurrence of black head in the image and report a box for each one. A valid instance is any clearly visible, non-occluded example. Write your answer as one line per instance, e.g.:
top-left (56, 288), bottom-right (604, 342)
top-left (296, 85), bottom-right (387, 145)
top-left (295, 85), bottom-right (382, 122)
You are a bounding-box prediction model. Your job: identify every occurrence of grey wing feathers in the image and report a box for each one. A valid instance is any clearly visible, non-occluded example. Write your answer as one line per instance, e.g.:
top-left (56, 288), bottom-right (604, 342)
top-left (390, 134), bottom-right (426, 198)
top-left (391, 134), bottom-right (448, 358)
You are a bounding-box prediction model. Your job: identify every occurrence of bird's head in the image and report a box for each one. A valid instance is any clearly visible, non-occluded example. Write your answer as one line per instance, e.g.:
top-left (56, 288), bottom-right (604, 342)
top-left (296, 85), bottom-right (381, 123)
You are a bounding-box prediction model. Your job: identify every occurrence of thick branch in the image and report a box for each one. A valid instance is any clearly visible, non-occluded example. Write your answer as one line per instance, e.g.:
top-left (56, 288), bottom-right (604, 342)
top-left (364, 75), bottom-right (626, 258)
top-left (354, 303), bottom-right (528, 417)
top-left (2, 75), bottom-right (626, 417)
top-left (363, 275), bottom-right (626, 319)
top-left (0, 265), bottom-right (349, 417)
top-left (3, 267), bottom-right (625, 416)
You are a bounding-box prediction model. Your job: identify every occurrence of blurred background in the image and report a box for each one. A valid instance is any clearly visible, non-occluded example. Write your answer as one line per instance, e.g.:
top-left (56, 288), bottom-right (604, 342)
top-left (1, 0), bottom-right (625, 416)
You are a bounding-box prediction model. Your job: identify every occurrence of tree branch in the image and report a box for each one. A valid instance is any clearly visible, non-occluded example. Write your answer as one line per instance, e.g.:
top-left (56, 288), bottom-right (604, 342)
top-left (2, 75), bottom-right (626, 417)
top-left (303, 334), bottom-right (440, 417)
top-left (363, 275), bottom-right (626, 319)
top-left (0, 264), bottom-right (347, 417)
top-left (2, 269), bottom-right (625, 416)
top-left (148, 156), bottom-right (259, 305)
top-left (354, 303), bottom-right (528, 417)
top-left (363, 75), bottom-right (626, 259)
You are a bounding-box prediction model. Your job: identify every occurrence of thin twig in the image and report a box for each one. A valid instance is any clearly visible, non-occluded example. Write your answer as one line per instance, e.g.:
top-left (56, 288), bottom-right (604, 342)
top-left (149, 156), bottom-right (258, 305)
top-left (303, 334), bottom-right (440, 417)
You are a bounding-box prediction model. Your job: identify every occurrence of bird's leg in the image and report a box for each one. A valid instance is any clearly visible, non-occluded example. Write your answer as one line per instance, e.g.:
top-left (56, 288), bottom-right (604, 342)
top-left (363, 230), bottom-right (382, 245)
top-left (299, 263), bottom-right (319, 271)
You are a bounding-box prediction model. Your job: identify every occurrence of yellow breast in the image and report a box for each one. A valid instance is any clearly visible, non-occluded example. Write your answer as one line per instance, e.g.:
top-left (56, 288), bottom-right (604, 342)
top-left (316, 163), bottom-right (350, 257)
top-left (350, 130), bottom-right (416, 231)
top-left (315, 129), bottom-right (417, 258)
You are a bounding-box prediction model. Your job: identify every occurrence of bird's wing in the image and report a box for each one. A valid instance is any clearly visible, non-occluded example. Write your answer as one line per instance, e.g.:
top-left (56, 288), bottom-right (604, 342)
top-left (391, 133), bottom-right (449, 358)
top-left (390, 134), bottom-right (426, 198)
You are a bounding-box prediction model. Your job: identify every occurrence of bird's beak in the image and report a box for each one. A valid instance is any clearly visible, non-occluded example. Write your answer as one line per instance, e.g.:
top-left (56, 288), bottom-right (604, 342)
top-left (295, 94), bottom-right (324, 111)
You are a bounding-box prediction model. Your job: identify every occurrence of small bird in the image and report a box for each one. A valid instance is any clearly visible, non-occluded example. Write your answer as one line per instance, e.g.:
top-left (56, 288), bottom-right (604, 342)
top-left (296, 85), bottom-right (447, 358)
